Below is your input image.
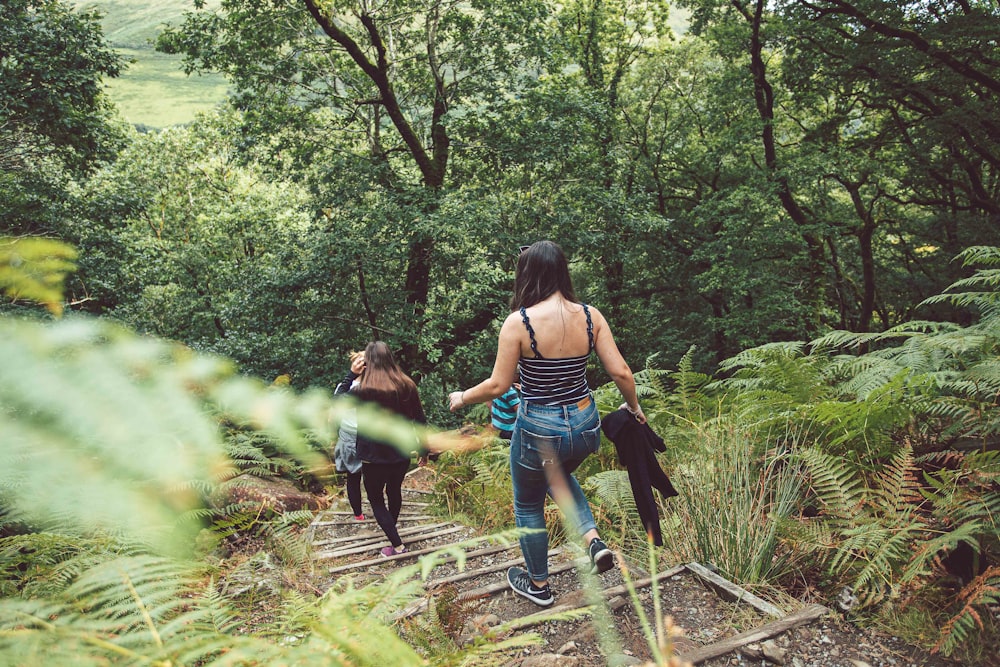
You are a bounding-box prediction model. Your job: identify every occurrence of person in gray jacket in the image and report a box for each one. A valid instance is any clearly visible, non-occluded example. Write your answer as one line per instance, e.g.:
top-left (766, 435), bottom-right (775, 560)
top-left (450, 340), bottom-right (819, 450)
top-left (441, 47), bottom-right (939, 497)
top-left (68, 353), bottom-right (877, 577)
top-left (333, 350), bottom-right (366, 520)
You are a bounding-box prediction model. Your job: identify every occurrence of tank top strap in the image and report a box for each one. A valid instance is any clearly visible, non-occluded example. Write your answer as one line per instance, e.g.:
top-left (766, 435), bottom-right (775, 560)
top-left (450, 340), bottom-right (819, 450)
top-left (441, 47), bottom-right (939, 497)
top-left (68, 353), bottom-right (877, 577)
top-left (583, 303), bottom-right (594, 349)
top-left (519, 306), bottom-right (542, 359)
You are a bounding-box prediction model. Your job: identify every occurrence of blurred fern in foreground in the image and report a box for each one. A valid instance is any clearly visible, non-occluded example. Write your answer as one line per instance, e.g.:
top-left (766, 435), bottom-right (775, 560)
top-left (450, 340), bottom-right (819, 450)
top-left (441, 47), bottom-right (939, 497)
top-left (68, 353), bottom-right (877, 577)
top-left (0, 313), bottom-right (442, 665)
top-left (0, 236), bottom-right (77, 316)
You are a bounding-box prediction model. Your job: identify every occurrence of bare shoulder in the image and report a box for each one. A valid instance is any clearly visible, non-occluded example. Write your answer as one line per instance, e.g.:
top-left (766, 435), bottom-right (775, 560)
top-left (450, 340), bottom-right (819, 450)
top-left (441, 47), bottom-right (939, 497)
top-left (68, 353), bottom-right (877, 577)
top-left (499, 310), bottom-right (527, 341)
top-left (501, 310), bottom-right (523, 329)
top-left (585, 304), bottom-right (618, 344)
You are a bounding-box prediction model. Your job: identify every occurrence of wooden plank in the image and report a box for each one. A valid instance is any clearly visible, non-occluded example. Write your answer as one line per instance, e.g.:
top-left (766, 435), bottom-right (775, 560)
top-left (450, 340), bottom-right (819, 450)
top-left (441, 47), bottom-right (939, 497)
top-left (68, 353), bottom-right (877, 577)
top-left (394, 560), bottom-right (582, 620)
top-left (678, 604), bottom-right (829, 664)
top-left (321, 511), bottom-right (428, 518)
top-left (609, 564), bottom-right (689, 596)
top-left (306, 510), bottom-right (329, 542)
top-left (311, 515), bottom-right (434, 527)
top-left (456, 560), bottom-right (581, 600)
top-left (490, 564), bottom-right (690, 631)
top-left (313, 521), bottom-right (449, 548)
top-left (311, 517), bottom-right (441, 544)
top-left (685, 562), bottom-right (783, 618)
top-left (316, 525), bottom-right (466, 559)
top-left (312, 513), bottom-right (431, 525)
top-left (425, 550), bottom-right (561, 589)
top-left (326, 540), bottom-right (519, 576)
top-left (397, 562), bottom-right (689, 623)
top-left (313, 530), bottom-right (387, 547)
top-left (315, 523), bottom-right (459, 557)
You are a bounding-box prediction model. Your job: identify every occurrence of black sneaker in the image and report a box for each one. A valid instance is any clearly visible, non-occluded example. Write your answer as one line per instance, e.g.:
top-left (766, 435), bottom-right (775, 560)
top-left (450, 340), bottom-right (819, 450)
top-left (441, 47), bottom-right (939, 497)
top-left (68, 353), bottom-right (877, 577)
top-left (588, 537), bottom-right (615, 574)
top-left (506, 566), bottom-right (554, 607)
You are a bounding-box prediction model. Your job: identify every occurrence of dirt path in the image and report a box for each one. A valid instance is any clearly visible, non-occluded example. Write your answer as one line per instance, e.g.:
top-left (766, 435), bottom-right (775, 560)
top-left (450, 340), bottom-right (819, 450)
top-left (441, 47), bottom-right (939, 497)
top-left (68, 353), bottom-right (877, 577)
top-left (309, 467), bottom-right (963, 666)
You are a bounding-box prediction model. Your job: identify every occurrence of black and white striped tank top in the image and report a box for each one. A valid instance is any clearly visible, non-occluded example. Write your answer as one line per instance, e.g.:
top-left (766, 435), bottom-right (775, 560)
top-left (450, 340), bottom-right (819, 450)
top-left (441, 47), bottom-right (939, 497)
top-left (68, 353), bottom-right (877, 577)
top-left (518, 304), bottom-right (594, 405)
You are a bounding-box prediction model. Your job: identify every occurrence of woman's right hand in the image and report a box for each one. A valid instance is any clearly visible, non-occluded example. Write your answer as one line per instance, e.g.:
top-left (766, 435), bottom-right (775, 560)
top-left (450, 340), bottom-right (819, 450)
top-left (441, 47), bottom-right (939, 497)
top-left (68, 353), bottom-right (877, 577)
top-left (620, 403), bottom-right (647, 424)
top-left (448, 391), bottom-right (465, 412)
top-left (350, 355), bottom-right (366, 375)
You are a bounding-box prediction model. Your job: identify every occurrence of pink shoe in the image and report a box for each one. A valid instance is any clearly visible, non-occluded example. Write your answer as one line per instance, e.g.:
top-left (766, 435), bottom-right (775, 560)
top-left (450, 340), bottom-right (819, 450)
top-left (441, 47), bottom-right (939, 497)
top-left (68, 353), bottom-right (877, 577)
top-left (380, 545), bottom-right (406, 557)
top-left (354, 514), bottom-right (365, 521)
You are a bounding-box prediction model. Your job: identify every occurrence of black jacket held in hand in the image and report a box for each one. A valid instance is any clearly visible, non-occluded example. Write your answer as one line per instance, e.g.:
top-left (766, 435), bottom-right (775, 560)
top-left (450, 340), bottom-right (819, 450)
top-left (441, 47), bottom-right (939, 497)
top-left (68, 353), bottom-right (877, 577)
top-left (600, 409), bottom-right (678, 547)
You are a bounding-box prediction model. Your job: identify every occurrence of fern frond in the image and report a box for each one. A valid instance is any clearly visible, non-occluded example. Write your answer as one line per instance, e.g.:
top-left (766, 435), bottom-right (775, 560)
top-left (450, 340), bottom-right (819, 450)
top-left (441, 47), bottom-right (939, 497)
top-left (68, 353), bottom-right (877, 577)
top-left (934, 566), bottom-right (1000, 656)
top-left (962, 449), bottom-right (1000, 475)
top-left (586, 470), bottom-right (640, 519)
top-left (872, 444), bottom-right (922, 518)
top-left (922, 398), bottom-right (976, 423)
top-left (199, 577), bottom-right (243, 635)
top-left (67, 556), bottom-right (207, 625)
top-left (832, 518), bottom-right (922, 606)
top-left (954, 246), bottom-right (1000, 267)
top-left (716, 341), bottom-right (808, 374)
top-left (786, 517), bottom-right (838, 556)
top-left (0, 318), bottom-right (235, 553)
top-left (0, 236), bottom-right (77, 316)
top-left (264, 511), bottom-right (314, 566)
top-left (901, 521), bottom-right (983, 588)
top-left (810, 329), bottom-right (885, 352)
top-left (267, 589), bottom-right (319, 640)
top-left (471, 445), bottom-right (510, 489)
top-left (670, 345), bottom-right (716, 422)
top-left (797, 448), bottom-right (865, 517)
top-left (0, 533), bottom-right (142, 600)
top-left (0, 554), bottom-right (264, 667)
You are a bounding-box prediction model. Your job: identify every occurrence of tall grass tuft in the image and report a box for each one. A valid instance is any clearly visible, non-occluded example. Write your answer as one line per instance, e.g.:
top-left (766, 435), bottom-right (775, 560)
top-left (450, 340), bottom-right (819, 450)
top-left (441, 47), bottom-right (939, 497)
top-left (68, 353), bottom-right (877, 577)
top-left (671, 424), bottom-right (802, 585)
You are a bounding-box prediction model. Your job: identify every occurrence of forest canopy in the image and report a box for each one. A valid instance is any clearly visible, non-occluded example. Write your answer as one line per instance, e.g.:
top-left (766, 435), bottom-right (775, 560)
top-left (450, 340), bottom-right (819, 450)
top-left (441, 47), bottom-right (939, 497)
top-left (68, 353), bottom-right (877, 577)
top-left (3, 0), bottom-right (997, 391)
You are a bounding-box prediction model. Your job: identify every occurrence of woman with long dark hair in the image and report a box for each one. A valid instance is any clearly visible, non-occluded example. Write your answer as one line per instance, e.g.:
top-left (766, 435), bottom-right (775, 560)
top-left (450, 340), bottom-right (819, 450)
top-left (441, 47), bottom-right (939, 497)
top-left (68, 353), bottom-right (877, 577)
top-left (356, 341), bottom-right (426, 557)
top-left (449, 240), bottom-right (645, 607)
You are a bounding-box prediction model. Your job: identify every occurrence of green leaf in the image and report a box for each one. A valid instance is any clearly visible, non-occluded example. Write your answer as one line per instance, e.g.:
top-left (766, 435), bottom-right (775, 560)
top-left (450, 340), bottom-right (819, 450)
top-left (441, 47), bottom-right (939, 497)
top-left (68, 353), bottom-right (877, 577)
top-left (0, 236), bottom-right (77, 315)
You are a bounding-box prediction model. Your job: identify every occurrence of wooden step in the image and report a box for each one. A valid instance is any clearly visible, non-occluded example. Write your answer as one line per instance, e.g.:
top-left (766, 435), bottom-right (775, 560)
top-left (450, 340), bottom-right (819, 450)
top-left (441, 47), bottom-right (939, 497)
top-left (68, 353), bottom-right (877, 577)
top-left (312, 521), bottom-right (449, 547)
top-left (315, 524), bottom-right (467, 559)
top-left (328, 542), bottom-right (520, 575)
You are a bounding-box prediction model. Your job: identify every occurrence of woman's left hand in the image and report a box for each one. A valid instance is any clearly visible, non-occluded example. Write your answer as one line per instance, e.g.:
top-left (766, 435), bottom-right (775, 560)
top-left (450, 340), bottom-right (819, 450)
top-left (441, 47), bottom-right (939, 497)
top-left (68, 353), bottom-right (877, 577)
top-left (448, 391), bottom-right (466, 412)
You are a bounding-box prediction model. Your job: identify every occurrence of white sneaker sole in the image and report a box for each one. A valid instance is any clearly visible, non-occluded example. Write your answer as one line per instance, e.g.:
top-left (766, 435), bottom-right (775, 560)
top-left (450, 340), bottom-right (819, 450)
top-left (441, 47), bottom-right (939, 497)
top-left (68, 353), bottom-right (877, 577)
top-left (590, 548), bottom-right (615, 574)
top-left (507, 574), bottom-right (554, 607)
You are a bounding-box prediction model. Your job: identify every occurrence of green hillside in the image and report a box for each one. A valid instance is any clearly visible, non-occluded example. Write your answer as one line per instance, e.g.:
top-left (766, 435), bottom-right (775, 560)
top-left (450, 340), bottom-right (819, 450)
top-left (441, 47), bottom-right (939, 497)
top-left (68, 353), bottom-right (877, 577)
top-left (75, 0), bottom-right (229, 128)
top-left (76, 0), bottom-right (215, 48)
top-left (75, 0), bottom-right (686, 129)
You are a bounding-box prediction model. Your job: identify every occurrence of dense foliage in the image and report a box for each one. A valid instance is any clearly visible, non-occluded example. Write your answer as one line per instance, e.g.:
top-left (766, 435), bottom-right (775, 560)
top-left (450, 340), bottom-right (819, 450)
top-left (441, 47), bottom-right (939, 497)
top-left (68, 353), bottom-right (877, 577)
top-left (153, 0), bottom-right (999, 390)
top-left (0, 0), bottom-right (126, 241)
top-left (3, 0), bottom-right (1000, 662)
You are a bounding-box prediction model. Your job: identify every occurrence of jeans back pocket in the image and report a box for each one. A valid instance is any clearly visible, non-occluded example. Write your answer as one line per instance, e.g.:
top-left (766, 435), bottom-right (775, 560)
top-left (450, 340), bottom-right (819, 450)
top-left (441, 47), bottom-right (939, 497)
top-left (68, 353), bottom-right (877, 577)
top-left (574, 423), bottom-right (601, 459)
top-left (519, 429), bottom-right (563, 472)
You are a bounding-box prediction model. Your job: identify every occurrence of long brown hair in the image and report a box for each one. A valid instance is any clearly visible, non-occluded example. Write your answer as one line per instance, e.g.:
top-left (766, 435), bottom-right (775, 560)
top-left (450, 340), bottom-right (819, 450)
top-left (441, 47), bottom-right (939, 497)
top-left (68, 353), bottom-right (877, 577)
top-left (359, 341), bottom-right (416, 394)
top-left (510, 240), bottom-right (577, 311)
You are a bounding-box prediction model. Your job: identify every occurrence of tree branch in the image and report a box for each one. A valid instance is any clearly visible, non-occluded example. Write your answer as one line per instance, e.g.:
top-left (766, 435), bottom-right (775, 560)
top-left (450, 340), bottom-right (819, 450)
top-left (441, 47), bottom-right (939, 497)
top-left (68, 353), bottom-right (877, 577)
top-left (809, 0), bottom-right (1000, 95)
top-left (301, 0), bottom-right (439, 187)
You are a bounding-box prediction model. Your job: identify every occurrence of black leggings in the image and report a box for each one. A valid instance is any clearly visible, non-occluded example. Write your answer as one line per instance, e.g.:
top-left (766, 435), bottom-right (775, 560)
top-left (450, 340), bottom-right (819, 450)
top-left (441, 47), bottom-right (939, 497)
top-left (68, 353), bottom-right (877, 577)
top-left (362, 460), bottom-right (410, 547)
top-left (345, 470), bottom-right (363, 516)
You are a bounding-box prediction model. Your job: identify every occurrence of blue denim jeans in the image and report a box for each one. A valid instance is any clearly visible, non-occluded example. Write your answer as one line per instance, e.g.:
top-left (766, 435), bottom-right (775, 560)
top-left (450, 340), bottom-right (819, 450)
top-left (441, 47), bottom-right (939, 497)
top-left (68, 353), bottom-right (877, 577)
top-left (510, 395), bottom-right (602, 582)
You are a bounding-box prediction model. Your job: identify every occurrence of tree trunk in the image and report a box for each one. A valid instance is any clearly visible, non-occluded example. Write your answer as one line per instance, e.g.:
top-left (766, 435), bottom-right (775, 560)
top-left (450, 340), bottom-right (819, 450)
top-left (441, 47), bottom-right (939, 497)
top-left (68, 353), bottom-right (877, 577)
top-left (737, 0), bottom-right (827, 324)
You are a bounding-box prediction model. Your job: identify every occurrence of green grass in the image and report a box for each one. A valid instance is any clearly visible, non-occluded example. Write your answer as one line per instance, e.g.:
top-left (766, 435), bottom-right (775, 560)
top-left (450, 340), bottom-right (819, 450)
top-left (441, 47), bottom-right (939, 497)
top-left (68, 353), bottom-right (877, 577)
top-left (75, 0), bottom-right (229, 128)
top-left (77, 0), bottom-right (687, 129)
top-left (76, 0), bottom-right (214, 48)
top-left (106, 48), bottom-right (230, 129)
